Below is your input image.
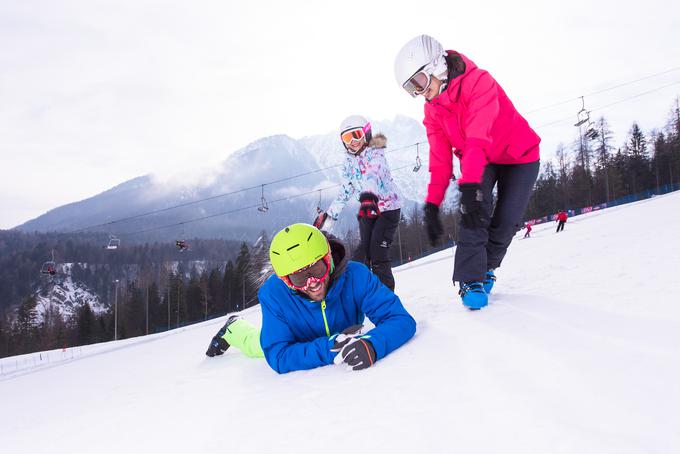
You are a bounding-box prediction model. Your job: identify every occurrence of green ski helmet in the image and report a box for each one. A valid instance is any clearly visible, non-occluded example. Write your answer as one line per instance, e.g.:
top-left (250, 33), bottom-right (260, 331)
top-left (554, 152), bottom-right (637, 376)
top-left (269, 223), bottom-right (331, 277)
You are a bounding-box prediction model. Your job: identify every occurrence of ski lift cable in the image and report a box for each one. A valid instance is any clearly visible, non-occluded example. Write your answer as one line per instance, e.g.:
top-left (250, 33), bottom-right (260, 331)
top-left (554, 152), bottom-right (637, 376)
top-left (69, 74), bottom-right (680, 236)
top-left (71, 141), bottom-right (427, 233)
top-left (534, 80), bottom-right (680, 129)
top-left (590, 80), bottom-right (680, 112)
top-left (118, 160), bottom-right (427, 238)
top-left (525, 65), bottom-right (680, 114)
top-left (122, 184), bottom-right (343, 235)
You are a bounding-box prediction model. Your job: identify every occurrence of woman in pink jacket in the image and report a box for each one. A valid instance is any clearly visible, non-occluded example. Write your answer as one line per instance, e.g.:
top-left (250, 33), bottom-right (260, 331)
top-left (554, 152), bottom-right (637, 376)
top-left (394, 35), bottom-right (540, 310)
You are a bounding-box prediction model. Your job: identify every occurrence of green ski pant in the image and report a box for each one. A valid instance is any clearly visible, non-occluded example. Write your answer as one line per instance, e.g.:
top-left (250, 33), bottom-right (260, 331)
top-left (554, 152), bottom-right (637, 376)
top-left (221, 319), bottom-right (264, 358)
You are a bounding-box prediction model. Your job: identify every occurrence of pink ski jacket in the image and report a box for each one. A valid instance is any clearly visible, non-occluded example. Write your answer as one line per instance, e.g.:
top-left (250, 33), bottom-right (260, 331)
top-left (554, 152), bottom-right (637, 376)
top-left (423, 52), bottom-right (541, 205)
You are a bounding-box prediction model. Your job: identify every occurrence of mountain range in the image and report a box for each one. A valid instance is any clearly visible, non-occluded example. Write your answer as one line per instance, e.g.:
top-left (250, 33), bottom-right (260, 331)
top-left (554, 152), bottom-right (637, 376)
top-left (16, 115), bottom-right (461, 242)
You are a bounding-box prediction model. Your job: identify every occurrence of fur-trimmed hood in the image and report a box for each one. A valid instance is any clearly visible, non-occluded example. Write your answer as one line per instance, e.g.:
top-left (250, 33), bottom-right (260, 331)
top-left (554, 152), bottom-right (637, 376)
top-left (369, 133), bottom-right (387, 149)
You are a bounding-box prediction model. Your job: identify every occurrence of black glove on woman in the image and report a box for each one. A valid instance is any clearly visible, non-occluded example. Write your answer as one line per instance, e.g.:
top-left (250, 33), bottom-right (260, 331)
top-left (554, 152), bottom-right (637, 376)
top-left (458, 183), bottom-right (488, 229)
top-left (423, 202), bottom-right (443, 246)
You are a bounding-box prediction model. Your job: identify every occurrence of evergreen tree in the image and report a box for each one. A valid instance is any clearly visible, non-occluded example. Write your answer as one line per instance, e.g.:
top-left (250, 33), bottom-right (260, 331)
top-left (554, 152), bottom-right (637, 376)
top-left (234, 243), bottom-right (252, 311)
top-left (146, 282), bottom-right (163, 334)
top-left (15, 295), bottom-right (38, 336)
top-left (124, 282), bottom-right (146, 338)
top-left (222, 261), bottom-right (236, 313)
top-left (626, 122), bottom-right (652, 195)
top-left (593, 117), bottom-right (615, 203)
top-left (14, 295), bottom-right (39, 353)
top-left (207, 268), bottom-right (224, 318)
top-left (185, 277), bottom-right (204, 323)
top-left (0, 315), bottom-right (9, 358)
top-left (75, 303), bottom-right (96, 345)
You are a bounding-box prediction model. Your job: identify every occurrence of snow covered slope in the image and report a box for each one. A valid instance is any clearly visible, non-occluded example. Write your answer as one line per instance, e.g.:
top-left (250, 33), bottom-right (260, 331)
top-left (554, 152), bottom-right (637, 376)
top-left (2, 192), bottom-right (679, 454)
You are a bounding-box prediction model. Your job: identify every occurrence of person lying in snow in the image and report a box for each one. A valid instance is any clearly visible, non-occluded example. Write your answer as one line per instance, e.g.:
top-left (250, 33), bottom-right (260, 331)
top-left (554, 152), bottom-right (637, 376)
top-left (205, 223), bottom-right (416, 374)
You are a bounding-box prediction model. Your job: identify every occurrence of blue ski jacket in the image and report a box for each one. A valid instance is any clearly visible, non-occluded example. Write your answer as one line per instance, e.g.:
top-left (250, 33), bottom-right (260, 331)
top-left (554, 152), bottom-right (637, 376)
top-left (258, 238), bottom-right (416, 374)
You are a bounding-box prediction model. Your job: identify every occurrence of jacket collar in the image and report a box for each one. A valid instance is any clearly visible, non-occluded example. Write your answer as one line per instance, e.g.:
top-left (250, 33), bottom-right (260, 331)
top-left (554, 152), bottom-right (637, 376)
top-left (430, 51), bottom-right (477, 105)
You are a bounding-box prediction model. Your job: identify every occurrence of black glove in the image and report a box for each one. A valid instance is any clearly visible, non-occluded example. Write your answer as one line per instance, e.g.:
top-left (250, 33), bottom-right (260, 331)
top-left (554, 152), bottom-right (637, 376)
top-left (459, 183), bottom-right (487, 229)
top-left (333, 336), bottom-right (376, 371)
top-left (206, 336), bottom-right (229, 357)
top-left (205, 315), bottom-right (238, 357)
top-left (358, 192), bottom-right (380, 219)
top-left (330, 324), bottom-right (364, 352)
top-left (313, 211), bottom-right (328, 230)
top-left (423, 202), bottom-right (443, 246)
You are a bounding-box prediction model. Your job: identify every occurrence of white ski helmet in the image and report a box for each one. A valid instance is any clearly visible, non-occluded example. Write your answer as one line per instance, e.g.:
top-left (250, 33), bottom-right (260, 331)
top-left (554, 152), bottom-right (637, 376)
top-left (394, 35), bottom-right (448, 96)
top-left (339, 115), bottom-right (372, 151)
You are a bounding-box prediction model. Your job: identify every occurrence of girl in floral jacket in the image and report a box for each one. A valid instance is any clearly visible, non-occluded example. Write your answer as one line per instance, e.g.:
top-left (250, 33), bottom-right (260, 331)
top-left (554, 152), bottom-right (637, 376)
top-left (314, 115), bottom-right (404, 291)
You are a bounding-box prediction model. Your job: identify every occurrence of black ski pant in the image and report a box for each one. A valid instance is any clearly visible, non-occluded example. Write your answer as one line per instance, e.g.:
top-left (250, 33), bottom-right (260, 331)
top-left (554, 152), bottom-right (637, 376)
top-left (556, 220), bottom-right (566, 232)
top-left (353, 208), bottom-right (401, 291)
top-left (453, 160), bottom-right (540, 283)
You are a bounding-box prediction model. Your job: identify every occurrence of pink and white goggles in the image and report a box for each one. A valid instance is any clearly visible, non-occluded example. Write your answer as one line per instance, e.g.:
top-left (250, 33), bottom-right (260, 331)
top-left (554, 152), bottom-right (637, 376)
top-left (402, 64), bottom-right (434, 98)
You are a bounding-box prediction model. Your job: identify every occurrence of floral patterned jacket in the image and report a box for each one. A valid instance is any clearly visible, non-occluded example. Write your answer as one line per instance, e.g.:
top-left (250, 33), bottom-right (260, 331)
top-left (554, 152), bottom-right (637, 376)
top-left (327, 134), bottom-right (404, 220)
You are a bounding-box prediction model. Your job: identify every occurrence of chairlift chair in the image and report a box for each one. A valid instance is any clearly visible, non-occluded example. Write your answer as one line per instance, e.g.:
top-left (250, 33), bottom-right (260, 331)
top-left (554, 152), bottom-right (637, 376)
top-left (105, 235), bottom-right (121, 250)
top-left (40, 249), bottom-right (57, 276)
top-left (574, 96), bottom-right (591, 127)
top-left (584, 117), bottom-right (599, 140)
top-left (40, 261), bottom-right (57, 276)
top-left (176, 240), bottom-right (189, 252)
top-left (413, 143), bottom-right (422, 172)
top-left (258, 184), bottom-right (269, 213)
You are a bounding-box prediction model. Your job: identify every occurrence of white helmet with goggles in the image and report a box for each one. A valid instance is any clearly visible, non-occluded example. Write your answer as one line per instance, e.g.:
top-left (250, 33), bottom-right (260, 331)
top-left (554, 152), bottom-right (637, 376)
top-left (339, 115), bottom-right (372, 154)
top-left (394, 34), bottom-right (448, 98)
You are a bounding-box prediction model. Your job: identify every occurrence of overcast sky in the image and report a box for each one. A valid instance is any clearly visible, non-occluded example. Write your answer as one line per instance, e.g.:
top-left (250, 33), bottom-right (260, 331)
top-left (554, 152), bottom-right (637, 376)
top-left (1, 0), bottom-right (679, 229)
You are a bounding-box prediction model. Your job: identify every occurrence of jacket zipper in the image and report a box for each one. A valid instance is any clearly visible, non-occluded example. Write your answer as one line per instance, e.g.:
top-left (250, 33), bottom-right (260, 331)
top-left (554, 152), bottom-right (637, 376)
top-left (320, 300), bottom-right (330, 336)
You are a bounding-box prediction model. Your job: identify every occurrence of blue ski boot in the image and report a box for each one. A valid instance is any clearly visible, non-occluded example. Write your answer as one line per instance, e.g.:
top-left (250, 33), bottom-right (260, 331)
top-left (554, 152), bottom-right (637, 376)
top-left (459, 281), bottom-right (488, 310)
top-left (483, 269), bottom-right (496, 294)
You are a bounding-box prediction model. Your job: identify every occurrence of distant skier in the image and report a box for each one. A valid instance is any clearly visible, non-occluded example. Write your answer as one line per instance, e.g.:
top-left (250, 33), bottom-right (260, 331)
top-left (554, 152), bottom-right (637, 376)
top-left (555, 211), bottom-right (568, 232)
top-left (393, 35), bottom-right (540, 310)
top-left (523, 222), bottom-right (532, 239)
top-left (313, 115), bottom-right (404, 291)
top-left (205, 223), bottom-right (416, 374)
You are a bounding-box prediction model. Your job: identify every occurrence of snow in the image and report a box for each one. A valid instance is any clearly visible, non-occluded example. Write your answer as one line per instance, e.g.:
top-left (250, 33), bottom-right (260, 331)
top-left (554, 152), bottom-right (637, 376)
top-left (34, 265), bottom-right (105, 322)
top-left (2, 192), bottom-right (680, 453)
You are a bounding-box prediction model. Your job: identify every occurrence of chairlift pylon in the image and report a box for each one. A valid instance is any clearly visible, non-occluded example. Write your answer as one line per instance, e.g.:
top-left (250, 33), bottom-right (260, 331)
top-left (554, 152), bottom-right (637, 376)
top-left (413, 143), bottom-right (422, 172)
top-left (258, 184), bottom-right (269, 213)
